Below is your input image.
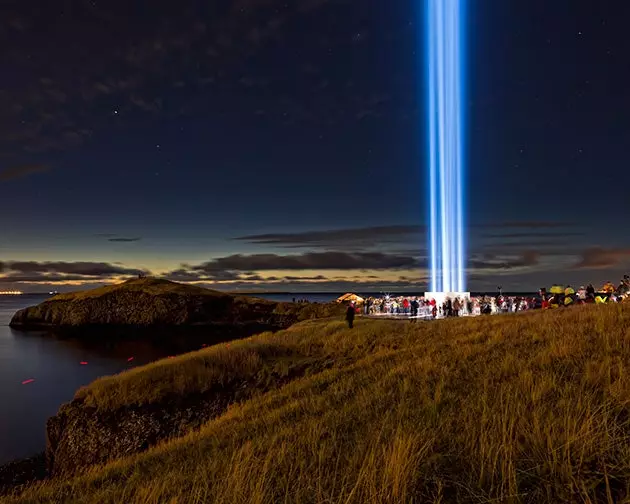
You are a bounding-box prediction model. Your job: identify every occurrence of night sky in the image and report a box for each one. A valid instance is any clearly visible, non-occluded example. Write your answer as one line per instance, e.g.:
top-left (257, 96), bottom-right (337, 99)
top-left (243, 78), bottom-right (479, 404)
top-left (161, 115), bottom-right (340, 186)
top-left (1, 0), bottom-right (629, 293)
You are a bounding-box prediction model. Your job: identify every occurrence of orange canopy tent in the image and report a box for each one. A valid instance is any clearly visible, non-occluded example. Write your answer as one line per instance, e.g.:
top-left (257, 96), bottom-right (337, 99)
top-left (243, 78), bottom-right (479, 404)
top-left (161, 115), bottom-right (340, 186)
top-left (336, 293), bottom-right (365, 304)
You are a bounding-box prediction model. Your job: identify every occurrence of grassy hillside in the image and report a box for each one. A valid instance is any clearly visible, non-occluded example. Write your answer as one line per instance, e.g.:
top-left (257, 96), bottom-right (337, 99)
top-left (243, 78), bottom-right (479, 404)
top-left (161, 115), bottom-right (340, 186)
top-left (50, 277), bottom-right (227, 301)
top-left (6, 305), bottom-right (630, 503)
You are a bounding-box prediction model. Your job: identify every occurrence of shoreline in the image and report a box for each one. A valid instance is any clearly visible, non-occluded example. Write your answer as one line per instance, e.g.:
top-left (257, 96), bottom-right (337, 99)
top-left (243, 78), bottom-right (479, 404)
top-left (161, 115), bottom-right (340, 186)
top-left (0, 453), bottom-right (47, 496)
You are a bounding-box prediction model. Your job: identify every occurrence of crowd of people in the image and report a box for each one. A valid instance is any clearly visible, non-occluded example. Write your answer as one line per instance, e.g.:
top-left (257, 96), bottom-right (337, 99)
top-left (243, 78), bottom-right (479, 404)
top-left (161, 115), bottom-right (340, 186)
top-left (347, 275), bottom-right (630, 321)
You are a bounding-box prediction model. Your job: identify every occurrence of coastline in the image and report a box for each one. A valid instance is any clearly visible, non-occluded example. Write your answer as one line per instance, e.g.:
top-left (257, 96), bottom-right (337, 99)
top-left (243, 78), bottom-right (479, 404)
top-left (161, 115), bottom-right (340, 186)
top-left (0, 453), bottom-right (46, 496)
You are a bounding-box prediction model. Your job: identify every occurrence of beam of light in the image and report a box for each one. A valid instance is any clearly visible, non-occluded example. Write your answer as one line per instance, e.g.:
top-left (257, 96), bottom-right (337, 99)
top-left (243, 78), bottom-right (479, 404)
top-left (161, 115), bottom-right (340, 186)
top-left (426, 0), bottom-right (466, 293)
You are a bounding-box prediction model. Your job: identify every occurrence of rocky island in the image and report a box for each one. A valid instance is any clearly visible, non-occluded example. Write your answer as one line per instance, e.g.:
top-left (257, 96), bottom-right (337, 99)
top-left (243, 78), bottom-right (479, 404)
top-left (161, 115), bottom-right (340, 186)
top-left (10, 277), bottom-right (343, 333)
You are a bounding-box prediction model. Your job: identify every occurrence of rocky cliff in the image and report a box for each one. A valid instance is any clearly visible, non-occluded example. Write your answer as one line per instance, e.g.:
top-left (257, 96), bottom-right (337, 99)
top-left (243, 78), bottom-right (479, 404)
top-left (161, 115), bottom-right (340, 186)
top-left (44, 339), bottom-right (333, 477)
top-left (45, 391), bottom-right (232, 477)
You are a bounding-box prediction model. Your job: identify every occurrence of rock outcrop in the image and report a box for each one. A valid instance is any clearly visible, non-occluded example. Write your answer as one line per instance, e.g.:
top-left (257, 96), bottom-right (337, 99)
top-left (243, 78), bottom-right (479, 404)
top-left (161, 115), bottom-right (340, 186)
top-left (10, 277), bottom-right (343, 332)
top-left (44, 354), bottom-right (332, 477)
top-left (45, 392), bottom-right (232, 477)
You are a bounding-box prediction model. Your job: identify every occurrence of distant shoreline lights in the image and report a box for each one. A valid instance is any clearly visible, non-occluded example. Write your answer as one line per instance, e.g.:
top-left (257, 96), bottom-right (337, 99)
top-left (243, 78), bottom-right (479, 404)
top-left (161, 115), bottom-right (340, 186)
top-left (0, 291), bottom-right (23, 295)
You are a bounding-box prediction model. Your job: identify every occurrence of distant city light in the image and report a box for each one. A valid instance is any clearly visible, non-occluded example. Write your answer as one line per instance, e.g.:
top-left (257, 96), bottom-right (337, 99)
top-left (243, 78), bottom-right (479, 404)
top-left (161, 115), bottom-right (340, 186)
top-left (426, 0), bottom-right (466, 293)
top-left (0, 290), bottom-right (23, 295)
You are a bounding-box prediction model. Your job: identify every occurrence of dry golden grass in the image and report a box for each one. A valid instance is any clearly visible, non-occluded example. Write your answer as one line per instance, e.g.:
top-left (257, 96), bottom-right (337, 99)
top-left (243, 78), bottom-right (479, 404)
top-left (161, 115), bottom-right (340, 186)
top-left (6, 305), bottom-right (630, 503)
top-left (51, 277), bottom-right (227, 301)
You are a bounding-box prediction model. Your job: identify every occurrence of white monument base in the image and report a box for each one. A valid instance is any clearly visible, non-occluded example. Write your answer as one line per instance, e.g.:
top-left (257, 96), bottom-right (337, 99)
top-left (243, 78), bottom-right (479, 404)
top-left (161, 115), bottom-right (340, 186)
top-left (424, 292), bottom-right (471, 316)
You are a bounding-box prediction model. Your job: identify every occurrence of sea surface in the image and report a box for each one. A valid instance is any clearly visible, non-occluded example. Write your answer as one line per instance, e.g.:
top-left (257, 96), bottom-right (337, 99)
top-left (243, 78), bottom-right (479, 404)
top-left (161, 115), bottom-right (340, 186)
top-left (0, 295), bottom-right (174, 465)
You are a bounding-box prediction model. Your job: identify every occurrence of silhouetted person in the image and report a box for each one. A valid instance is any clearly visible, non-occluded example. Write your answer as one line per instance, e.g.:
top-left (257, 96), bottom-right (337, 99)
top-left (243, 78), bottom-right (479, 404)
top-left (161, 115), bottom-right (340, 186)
top-left (452, 298), bottom-right (461, 317)
top-left (445, 298), bottom-right (453, 317)
top-left (411, 299), bottom-right (419, 317)
top-left (345, 304), bottom-right (355, 329)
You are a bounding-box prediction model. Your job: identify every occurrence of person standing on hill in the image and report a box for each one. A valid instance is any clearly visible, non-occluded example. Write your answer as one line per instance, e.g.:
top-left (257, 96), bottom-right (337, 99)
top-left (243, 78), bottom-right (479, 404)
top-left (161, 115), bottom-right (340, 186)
top-left (345, 303), bottom-right (356, 329)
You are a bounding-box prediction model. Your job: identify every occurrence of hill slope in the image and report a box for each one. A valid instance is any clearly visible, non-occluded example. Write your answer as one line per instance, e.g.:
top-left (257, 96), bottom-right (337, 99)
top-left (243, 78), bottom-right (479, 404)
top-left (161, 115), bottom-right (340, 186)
top-left (6, 305), bottom-right (630, 503)
top-left (9, 277), bottom-right (342, 330)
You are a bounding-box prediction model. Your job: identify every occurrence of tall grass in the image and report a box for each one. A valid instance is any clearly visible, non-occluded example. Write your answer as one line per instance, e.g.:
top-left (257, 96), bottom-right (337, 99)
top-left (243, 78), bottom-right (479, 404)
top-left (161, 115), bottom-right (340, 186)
top-left (6, 305), bottom-right (630, 503)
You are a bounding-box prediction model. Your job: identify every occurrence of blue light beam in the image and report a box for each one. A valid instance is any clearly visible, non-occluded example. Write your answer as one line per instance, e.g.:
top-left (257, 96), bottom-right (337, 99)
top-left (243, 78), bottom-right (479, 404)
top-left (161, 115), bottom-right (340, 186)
top-left (426, 0), bottom-right (466, 293)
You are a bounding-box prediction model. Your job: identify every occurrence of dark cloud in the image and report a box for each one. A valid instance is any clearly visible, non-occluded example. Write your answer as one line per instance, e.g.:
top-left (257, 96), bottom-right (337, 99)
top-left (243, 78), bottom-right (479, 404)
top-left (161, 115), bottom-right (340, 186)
top-left (0, 273), bottom-right (116, 284)
top-left (234, 225), bottom-right (422, 249)
top-left (282, 275), bottom-right (328, 281)
top-left (483, 232), bottom-right (583, 239)
top-left (4, 261), bottom-right (146, 277)
top-left (190, 251), bottom-right (420, 272)
top-left (483, 241), bottom-right (564, 250)
top-left (234, 223), bottom-right (580, 252)
top-left (573, 247), bottom-right (630, 270)
top-left (163, 268), bottom-right (243, 282)
top-left (469, 251), bottom-right (540, 271)
top-left (482, 221), bottom-right (577, 229)
top-left (161, 251), bottom-right (421, 285)
top-left (0, 164), bottom-right (49, 182)
top-left (108, 237), bottom-right (142, 242)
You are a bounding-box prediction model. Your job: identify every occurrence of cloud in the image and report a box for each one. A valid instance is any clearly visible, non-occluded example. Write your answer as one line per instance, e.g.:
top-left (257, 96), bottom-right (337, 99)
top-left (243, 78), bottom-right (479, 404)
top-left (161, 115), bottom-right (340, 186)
top-left (468, 251), bottom-right (540, 271)
top-left (190, 251), bottom-right (420, 272)
top-left (0, 164), bottom-right (49, 182)
top-left (160, 251), bottom-right (422, 285)
top-left (482, 221), bottom-right (577, 229)
top-left (0, 274), bottom-right (118, 284)
top-left (483, 232), bottom-right (583, 239)
top-left (163, 268), bottom-right (244, 282)
top-left (4, 261), bottom-right (146, 277)
top-left (234, 225), bottom-right (422, 249)
top-left (108, 237), bottom-right (142, 242)
top-left (573, 247), bottom-right (630, 270)
top-left (282, 275), bottom-right (328, 281)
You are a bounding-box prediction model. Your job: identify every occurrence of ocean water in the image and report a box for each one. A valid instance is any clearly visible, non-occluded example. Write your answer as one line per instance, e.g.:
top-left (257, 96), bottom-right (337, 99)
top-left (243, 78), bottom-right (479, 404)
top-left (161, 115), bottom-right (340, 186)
top-left (0, 295), bottom-right (169, 465)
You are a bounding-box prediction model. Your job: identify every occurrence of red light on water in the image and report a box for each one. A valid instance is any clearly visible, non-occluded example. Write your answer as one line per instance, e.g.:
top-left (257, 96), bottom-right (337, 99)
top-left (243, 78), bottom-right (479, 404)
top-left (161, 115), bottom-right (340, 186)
top-left (127, 357), bottom-right (135, 362)
top-left (22, 379), bottom-right (35, 385)
top-left (80, 361), bottom-right (88, 365)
